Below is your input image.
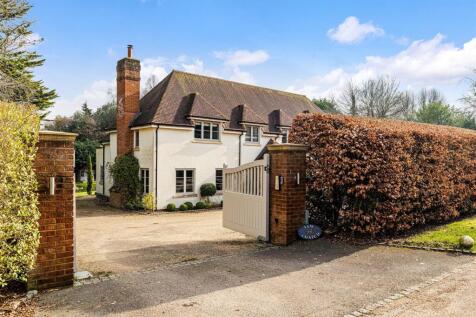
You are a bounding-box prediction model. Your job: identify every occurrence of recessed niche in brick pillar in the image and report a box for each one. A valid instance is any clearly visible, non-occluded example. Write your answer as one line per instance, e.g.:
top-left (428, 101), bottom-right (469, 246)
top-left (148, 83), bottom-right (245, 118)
top-left (267, 144), bottom-right (308, 246)
top-left (28, 131), bottom-right (77, 290)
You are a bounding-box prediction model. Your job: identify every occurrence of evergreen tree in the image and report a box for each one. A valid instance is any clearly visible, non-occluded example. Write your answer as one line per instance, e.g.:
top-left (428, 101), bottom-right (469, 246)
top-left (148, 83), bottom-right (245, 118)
top-left (0, 0), bottom-right (57, 112)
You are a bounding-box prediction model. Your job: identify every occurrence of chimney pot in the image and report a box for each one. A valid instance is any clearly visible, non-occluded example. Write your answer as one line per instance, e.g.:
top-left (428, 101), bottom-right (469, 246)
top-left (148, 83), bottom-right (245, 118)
top-left (127, 45), bottom-right (133, 58)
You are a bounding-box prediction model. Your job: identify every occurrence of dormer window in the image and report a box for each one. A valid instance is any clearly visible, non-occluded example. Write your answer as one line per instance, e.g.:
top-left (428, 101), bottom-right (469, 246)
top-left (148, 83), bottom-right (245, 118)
top-left (194, 121), bottom-right (220, 140)
top-left (245, 126), bottom-right (260, 143)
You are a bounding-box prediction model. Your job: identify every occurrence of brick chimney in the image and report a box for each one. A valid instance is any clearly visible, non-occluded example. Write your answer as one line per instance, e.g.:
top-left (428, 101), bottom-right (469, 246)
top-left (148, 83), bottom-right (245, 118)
top-left (116, 44), bottom-right (141, 156)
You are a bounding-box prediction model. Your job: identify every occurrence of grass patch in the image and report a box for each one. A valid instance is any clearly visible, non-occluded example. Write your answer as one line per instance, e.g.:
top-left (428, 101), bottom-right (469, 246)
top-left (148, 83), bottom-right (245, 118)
top-left (75, 191), bottom-right (94, 198)
top-left (405, 217), bottom-right (476, 252)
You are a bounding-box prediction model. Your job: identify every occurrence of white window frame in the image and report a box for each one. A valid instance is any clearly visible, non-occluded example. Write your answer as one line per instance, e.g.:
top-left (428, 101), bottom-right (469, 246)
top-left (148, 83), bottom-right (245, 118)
top-left (245, 125), bottom-right (260, 143)
top-left (175, 169), bottom-right (195, 194)
top-left (215, 168), bottom-right (223, 192)
top-left (134, 130), bottom-right (140, 148)
top-left (281, 129), bottom-right (289, 143)
top-left (140, 168), bottom-right (149, 194)
top-left (194, 121), bottom-right (220, 141)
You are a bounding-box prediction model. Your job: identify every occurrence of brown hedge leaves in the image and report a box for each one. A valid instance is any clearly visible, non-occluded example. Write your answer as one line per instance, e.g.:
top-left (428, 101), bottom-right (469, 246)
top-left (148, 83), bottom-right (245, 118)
top-left (290, 113), bottom-right (476, 236)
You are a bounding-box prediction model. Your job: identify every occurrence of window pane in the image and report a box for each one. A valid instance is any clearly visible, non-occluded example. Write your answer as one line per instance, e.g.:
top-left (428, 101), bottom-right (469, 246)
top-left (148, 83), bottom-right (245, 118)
top-left (185, 170), bottom-right (193, 192)
top-left (252, 127), bottom-right (259, 142)
top-left (203, 123), bottom-right (210, 139)
top-left (245, 126), bottom-right (252, 142)
top-left (216, 169), bottom-right (223, 191)
top-left (212, 124), bottom-right (219, 140)
top-left (135, 131), bottom-right (140, 147)
top-left (194, 123), bottom-right (202, 139)
top-left (176, 170), bottom-right (184, 193)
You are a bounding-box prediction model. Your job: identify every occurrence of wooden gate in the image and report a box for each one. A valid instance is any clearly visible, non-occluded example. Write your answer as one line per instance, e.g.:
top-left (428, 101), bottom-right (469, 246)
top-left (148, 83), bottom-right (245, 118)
top-left (222, 154), bottom-right (269, 241)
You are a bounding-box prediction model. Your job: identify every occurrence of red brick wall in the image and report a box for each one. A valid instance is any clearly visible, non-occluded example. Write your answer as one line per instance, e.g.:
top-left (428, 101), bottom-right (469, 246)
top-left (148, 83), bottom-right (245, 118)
top-left (268, 144), bottom-right (308, 246)
top-left (116, 57), bottom-right (140, 156)
top-left (28, 132), bottom-right (76, 290)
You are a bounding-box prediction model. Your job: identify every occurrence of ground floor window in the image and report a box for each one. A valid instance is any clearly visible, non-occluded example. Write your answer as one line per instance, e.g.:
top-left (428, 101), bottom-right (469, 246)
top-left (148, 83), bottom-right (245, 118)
top-left (176, 169), bottom-right (194, 194)
top-left (140, 168), bottom-right (150, 194)
top-left (216, 169), bottom-right (223, 191)
top-left (99, 165), bottom-right (104, 185)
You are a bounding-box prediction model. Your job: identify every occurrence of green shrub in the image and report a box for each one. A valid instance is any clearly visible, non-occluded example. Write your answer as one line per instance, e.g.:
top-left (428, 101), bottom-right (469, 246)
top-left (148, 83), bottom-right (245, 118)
top-left (86, 154), bottom-right (94, 195)
top-left (76, 181), bottom-right (96, 193)
top-left (179, 204), bottom-right (188, 211)
top-left (143, 193), bottom-right (154, 211)
top-left (125, 197), bottom-right (144, 210)
top-left (0, 102), bottom-right (40, 287)
top-left (166, 203), bottom-right (176, 211)
top-left (184, 201), bottom-right (194, 210)
top-left (109, 154), bottom-right (141, 203)
top-left (200, 183), bottom-right (216, 202)
top-left (195, 201), bottom-right (206, 210)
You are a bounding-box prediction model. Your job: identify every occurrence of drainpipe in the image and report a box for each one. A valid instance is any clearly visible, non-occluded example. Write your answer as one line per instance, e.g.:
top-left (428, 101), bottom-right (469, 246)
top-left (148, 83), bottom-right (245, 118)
top-left (155, 126), bottom-right (159, 210)
top-left (238, 132), bottom-right (243, 166)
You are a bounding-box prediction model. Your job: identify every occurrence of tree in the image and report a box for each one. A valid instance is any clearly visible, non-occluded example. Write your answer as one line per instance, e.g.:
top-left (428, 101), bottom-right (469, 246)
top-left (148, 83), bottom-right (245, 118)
top-left (460, 70), bottom-right (476, 115)
top-left (339, 81), bottom-right (358, 115)
top-left (415, 102), bottom-right (454, 126)
top-left (94, 101), bottom-right (116, 132)
top-left (141, 74), bottom-right (159, 97)
top-left (86, 154), bottom-right (93, 195)
top-left (418, 88), bottom-right (445, 107)
top-left (313, 98), bottom-right (340, 114)
top-left (0, 0), bottom-right (57, 112)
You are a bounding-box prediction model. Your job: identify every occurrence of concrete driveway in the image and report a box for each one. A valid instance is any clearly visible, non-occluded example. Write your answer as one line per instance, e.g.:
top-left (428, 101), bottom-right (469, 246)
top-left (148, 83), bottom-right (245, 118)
top-left (75, 197), bottom-right (264, 274)
top-left (38, 238), bottom-right (473, 317)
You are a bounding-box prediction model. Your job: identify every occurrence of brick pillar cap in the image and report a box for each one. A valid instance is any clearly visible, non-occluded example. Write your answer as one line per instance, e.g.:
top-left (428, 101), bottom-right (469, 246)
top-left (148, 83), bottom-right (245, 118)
top-left (39, 130), bottom-right (77, 141)
top-left (267, 143), bottom-right (309, 152)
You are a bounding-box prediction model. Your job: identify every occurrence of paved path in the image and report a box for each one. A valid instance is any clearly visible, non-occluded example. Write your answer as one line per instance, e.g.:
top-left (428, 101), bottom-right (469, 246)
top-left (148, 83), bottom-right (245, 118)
top-left (75, 197), bottom-right (261, 274)
top-left (367, 258), bottom-right (476, 317)
top-left (37, 240), bottom-right (473, 317)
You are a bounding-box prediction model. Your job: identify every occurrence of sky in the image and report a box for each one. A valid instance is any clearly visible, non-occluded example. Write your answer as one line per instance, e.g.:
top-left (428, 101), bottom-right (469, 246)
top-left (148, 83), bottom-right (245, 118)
top-left (28, 0), bottom-right (476, 118)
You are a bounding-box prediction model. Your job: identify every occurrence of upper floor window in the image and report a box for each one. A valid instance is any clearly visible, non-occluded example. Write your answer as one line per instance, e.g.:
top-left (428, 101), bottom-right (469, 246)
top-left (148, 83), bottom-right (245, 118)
top-left (194, 122), bottom-right (220, 140)
top-left (245, 126), bottom-right (259, 143)
top-left (134, 130), bottom-right (140, 147)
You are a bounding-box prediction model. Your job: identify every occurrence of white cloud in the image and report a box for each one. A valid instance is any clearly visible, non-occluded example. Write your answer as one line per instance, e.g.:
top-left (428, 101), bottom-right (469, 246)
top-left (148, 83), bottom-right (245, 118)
top-left (214, 49), bottom-right (270, 66)
top-left (51, 80), bottom-right (115, 117)
top-left (180, 58), bottom-right (218, 77)
top-left (327, 16), bottom-right (384, 44)
top-left (288, 34), bottom-right (476, 104)
top-left (230, 67), bottom-right (255, 84)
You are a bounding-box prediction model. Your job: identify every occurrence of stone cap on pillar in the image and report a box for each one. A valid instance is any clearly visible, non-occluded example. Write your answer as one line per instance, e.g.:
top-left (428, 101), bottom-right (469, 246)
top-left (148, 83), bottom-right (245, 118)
top-left (267, 143), bottom-right (309, 152)
top-left (39, 130), bottom-right (78, 141)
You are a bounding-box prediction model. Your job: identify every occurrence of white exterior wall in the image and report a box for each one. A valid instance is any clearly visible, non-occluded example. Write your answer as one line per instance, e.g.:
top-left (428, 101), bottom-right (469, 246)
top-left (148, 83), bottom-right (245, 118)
top-left (95, 143), bottom-right (113, 197)
top-left (132, 127), bottom-right (156, 199)
top-left (155, 125), bottom-right (276, 209)
top-left (96, 125), bottom-right (278, 209)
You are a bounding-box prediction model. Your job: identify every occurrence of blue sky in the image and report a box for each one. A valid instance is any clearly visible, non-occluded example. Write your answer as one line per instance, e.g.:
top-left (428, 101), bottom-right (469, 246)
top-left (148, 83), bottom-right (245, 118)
top-left (29, 0), bottom-right (476, 117)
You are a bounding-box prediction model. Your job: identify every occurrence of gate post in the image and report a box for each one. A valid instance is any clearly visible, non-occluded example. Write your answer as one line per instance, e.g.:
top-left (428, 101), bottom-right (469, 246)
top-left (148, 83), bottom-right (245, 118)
top-left (28, 131), bottom-right (77, 290)
top-left (267, 144), bottom-right (308, 246)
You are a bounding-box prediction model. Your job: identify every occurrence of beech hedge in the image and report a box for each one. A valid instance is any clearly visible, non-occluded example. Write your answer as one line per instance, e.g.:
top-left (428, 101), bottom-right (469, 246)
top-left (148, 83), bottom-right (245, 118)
top-left (290, 113), bottom-right (476, 236)
top-left (0, 102), bottom-right (40, 286)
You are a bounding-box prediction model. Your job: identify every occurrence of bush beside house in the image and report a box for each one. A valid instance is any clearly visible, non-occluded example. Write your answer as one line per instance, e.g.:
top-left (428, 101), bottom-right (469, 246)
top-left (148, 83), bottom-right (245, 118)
top-left (291, 113), bottom-right (476, 236)
top-left (0, 102), bottom-right (40, 286)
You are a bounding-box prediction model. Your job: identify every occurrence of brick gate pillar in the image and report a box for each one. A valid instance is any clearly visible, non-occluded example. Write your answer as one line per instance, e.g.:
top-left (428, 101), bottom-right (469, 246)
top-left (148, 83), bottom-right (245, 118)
top-left (267, 144), bottom-right (308, 246)
top-left (28, 131), bottom-right (77, 290)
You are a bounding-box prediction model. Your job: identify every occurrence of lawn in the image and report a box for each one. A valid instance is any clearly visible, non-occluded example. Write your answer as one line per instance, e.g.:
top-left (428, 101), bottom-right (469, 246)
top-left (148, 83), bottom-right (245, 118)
top-left (75, 181), bottom-right (96, 197)
top-left (405, 217), bottom-right (476, 252)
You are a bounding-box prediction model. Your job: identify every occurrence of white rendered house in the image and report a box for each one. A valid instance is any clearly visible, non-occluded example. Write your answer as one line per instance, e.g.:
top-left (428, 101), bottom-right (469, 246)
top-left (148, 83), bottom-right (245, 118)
top-left (96, 46), bottom-right (319, 209)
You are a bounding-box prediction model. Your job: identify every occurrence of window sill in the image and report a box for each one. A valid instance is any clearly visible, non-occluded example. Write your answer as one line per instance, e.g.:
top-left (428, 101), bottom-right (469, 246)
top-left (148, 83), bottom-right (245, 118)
top-left (244, 142), bottom-right (261, 146)
top-left (192, 139), bottom-right (222, 144)
top-left (173, 193), bottom-right (198, 199)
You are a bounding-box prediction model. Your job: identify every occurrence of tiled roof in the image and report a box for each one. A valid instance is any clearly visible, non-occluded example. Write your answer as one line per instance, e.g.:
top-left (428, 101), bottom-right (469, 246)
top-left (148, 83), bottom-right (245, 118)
top-left (131, 70), bottom-right (320, 132)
